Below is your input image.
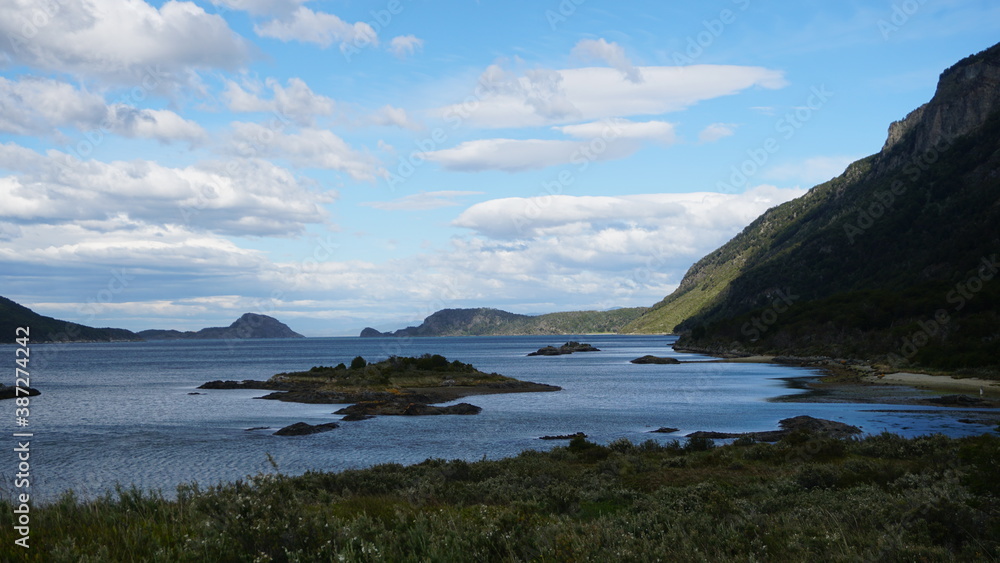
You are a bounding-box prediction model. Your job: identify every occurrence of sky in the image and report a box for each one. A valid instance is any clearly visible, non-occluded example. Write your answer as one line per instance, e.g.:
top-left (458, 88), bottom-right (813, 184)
top-left (0, 0), bottom-right (997, 336)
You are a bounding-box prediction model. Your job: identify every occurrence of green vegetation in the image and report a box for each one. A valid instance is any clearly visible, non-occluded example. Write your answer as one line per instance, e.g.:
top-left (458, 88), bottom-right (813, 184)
top-left (0, 296), bottom-right (140, 344)
top-left (3, 432), bottom-right (998, 561)
top-left (365, 307), bottom-right (649, 337)
top-left (627, 44), bottom-right (1000, 372)
top-left (276, 354), bottom-right (509, 393)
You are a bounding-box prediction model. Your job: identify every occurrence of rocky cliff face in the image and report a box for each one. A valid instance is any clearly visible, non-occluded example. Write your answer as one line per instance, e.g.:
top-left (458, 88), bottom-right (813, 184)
top-left (624, 42), bottom-right (1000, 368)
top-left (881, 44), bottom-right (1000, 158)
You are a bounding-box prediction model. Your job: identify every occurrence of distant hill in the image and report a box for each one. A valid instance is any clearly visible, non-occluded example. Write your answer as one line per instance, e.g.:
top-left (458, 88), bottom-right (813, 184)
top-left (361, 307), bottom-right (649, 337)
top-left (0, 296), bottom-right (141, 343)
top-left (139, 313), bottom-right (304, 340)
top-left (623, 43), bottom-right (1000, 370)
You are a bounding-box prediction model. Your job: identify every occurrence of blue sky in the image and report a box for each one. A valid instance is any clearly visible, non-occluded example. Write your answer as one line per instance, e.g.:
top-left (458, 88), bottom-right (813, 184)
top-left (0, 0), bottom-right (997, 336)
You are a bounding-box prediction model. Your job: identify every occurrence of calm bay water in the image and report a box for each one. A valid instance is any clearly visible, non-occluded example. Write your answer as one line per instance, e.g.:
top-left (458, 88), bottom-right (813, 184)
top-left (2, 335), bottom-right (987, 502)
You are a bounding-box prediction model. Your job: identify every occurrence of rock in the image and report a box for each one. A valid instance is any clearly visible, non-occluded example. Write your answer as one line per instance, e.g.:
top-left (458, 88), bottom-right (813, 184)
top-left (340, 413), bottom-right (375, 421)
top-left (198, 379), bottom-right (278, 390)
top-left (0, 385), bottom-right (40, 400)
top-left (273, 421), bottom-right (340, 436)
top-left (631, 355), bottom-right (680, 364)
top-left (650, 427), bottom-right (680, 433)
top-left (540, 432), bottom-right (587, 440)
top-left (686, 416), bottom-right (861, 442)
top-left (188, 392), bottom-right (203, 395)
top-left (335, 401), bottom-right (482, 416)
top-left (359, 327), bottom-right (384, 337)
top-left (528, 342), bottom-right (600, 356)
top-left (245, 426), bottom-right (269, 431)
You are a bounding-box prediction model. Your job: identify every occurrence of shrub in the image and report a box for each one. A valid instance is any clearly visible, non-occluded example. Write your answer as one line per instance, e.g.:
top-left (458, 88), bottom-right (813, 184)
top-left (350, 356), bottom-right (367, 369)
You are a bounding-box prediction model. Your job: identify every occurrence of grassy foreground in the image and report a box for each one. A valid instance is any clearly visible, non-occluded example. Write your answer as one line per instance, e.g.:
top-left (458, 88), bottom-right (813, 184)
top-left (2, 432), bottom-right (999, 561)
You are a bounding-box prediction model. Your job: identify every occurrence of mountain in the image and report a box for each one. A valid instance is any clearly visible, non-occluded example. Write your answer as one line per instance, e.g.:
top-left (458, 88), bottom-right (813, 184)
top-left (139, 313), bottom-right (305, 340)
top-left (361, 307), bottom-right (649, 337)
top-left (623, 42), bottom-right (1000, 370)
top-left (0, 296), bottom-right (141, 343)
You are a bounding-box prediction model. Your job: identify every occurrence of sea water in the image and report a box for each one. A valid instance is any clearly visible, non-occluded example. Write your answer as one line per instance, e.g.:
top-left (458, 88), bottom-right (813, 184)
top-left (0, 335), bottom-right (988, 502)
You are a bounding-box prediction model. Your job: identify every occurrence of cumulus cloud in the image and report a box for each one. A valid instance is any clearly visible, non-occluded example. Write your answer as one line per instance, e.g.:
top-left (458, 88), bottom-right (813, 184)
top-left (370, 105), bottom-right (422, 130)
top-left (361, 191), bottom-right (484, 211)
top-left (698, 122), bottom-right (738, 143)
top-left (0, 77), bottom-right (205, 144)
top-left (0, 0), bottom-right (250, 88)
top-left (436, 63), bottom-right (787, 129)
top-left (227, 123), bottom-right (385, 181)
top-left (571, 38), bottom-right (643, 83)
top-left (222, 77), bottom-right (335, 126)
top-left (0, 143), bottom-right (334, 237)
top-left (255, 6), bottom-right (377, 50)
top-left (389, 35), bottom-right (424, 58)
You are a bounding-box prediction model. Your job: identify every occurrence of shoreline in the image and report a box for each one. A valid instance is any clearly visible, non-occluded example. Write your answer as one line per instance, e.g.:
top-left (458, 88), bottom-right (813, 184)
top-left (673, 347), bottom-right (1000, 407)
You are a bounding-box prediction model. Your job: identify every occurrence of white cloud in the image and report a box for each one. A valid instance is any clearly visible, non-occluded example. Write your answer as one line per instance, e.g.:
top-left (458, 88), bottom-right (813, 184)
top-left (424, 137), bottom-right (638, 173)
top-left (0, 143), bottom-right (334, 236)
top-left (571, 38), bottom-right (643, 83)
top-left (437, 63), bottom-right (787, 129)
top-left (228, 123), bottom-right (385, 181)
top-left (698, 122), bottom-right (737, 143)
top-left (222, 77), bottom-right (335, 126)
top-left (765, 155), bottom-right (859, 185)
top-left (389, 35), bottom-right (424, 58)
top-left (556, 118), bottom-right (677, 143)
top-left (0, 77), bottom-right (205, 143)
top-left (362, 191), bottom-right (484, 211)
top-left (452, 185), bottom-right (807, 240)
top-left (0, 0), bottom-right (250, 88)
top-left (254, 6), bottom-right (377, 49)
top-left (370, 105), bottom-right (422, 131)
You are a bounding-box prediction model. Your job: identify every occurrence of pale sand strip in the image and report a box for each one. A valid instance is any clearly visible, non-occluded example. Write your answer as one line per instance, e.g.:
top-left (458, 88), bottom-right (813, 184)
top-left (864, 372), bottom-right (1000, 395)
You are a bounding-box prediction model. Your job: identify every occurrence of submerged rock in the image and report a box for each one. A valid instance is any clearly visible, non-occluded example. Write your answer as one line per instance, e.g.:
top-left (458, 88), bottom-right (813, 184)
top-left (539, 432), bottom-right (587, 440)
top-left (650, 427), bottom-right (680, 433)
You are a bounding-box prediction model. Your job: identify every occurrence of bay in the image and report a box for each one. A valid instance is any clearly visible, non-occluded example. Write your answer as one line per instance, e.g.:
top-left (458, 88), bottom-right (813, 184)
top-left (2, 334), bottom-right (983, 502)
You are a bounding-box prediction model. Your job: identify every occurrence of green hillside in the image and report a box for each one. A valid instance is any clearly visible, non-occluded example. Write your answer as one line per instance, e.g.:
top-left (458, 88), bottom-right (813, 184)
top-left (623, 43), bottom-right (1000, 371)
top-left (0, 296), bottom-right (141, 344)
top-left (362, 307), bottom-right (649, 337)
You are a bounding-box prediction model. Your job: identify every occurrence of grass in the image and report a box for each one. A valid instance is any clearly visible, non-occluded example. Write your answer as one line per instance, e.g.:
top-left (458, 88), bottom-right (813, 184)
top-left (1, 432), bottom-right (998, 561)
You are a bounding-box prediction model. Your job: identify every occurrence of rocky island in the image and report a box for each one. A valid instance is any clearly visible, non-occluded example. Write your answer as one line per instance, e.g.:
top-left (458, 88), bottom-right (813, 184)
top-left (200, 353), bottom-right (560, 420)
top-left (527, 341), bottom-right (600, 356)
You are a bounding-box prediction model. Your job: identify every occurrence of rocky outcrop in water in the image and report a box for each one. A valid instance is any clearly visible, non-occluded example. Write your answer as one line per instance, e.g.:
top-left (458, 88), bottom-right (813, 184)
top-left (686, 416), bottom-right (862, 442)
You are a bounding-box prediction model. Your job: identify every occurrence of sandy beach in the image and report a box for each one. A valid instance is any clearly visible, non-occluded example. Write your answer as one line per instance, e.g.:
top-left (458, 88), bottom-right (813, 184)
top-left (864, 372), bottom-right (1000, 395)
